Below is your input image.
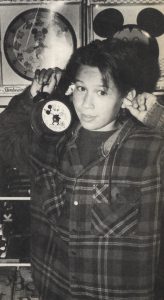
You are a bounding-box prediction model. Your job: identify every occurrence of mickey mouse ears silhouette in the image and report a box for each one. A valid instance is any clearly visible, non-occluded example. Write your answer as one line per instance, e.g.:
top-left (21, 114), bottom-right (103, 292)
top-left (93, 7), bottom-right (164, 57)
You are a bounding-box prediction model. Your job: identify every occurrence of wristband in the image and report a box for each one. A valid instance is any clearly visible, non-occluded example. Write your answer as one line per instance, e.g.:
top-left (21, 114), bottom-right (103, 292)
top-left (143, 100), bottom-right (164, 129)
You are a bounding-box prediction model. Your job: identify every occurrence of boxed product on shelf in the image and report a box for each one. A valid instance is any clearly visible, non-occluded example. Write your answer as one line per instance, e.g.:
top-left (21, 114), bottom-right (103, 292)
top-left (0, 267), bottom-right (39, 300)
top-left (0, 267), bottom-right (13, 299)
top-left (6, 235), bottom-right (30, 263)
top-left (0, 200), bottom-right (31, 262)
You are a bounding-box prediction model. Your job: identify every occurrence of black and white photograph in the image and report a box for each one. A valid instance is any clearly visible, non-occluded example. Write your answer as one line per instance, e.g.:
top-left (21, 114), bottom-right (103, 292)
top-left (0, 0), bottom-right (163, 299)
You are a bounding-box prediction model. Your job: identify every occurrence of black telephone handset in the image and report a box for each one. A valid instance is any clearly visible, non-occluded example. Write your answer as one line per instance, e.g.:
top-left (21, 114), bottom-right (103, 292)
top-left (31, 91), bottom-right (73, 140)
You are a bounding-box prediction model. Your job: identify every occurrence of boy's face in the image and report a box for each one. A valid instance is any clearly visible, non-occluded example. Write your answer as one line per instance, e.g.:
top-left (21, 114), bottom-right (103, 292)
top-left (72, 65), bottom-right (122, 131)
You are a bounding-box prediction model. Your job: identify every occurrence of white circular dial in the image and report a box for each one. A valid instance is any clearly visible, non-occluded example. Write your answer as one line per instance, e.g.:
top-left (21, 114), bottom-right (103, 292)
top-left (42, 100), bottom-right (71, 133)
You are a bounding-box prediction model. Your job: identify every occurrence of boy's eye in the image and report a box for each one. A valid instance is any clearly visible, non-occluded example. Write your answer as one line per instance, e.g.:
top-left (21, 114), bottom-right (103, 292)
top-left (97, 90), bottom-right (107, 96)
top-left (76, 86), bottom-right (86, 92)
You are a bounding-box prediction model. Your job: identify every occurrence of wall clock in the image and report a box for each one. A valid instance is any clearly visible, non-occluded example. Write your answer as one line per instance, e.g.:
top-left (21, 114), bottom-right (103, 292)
top-left (4, 8), bottom-right (77, 81)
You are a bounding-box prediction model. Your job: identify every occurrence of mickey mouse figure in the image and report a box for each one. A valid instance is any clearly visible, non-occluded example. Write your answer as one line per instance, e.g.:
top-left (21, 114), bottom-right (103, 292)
top-left (93, 7), bottom-right (164, 59)
top-left (45, 104), bottom-right (61, 125)
top-left (31, 27), bottom-right (48, 59)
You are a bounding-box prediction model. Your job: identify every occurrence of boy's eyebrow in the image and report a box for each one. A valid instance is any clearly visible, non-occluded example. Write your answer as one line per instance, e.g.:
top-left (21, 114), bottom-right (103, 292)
top-left (74, 79), bottom-right (106, 88)
top-left (74, 79), bottom-right (83, 83)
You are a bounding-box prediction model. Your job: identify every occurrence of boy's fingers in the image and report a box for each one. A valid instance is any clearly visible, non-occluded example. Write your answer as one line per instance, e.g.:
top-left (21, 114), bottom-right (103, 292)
top-left (135, 93), bottom-right (157, 110)
top-left (34, 67), bottom-right (63, 84)
top-left (34, 69), bottom-right (40, 83)
top-left (122, 98), bottom-right (132, 108)
top-left (41, 68), bottom-right (63, 94)
top-left (121, 93), bottom-right (158, 124)
top-left (44, 72), bottom-right (57, 94)
top-left (135, 94), bottom-right (147, 110)
top-left (38, 68), bottom-right (51, 85)
top-left (42, 68), bottom-right (55, 85)
top-left (31, 69), bottom-right (54, 96)
top-left (31, 67), bottom-right (63, 97)
top-left (54, 67), bottom-right (63, 83)
top-left (123, 96), bottom-right (146, 111)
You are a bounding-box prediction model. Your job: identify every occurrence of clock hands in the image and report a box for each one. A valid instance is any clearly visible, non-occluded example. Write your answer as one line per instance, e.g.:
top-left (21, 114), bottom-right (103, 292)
top-left (23, 43), bottom-right (47, 54)
top-left (24, 7), bottom-right (40, 51)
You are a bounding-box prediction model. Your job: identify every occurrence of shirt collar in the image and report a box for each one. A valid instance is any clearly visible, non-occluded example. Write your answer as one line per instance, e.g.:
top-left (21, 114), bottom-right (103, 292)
top-left (67, 118), bottom-right (136, 155)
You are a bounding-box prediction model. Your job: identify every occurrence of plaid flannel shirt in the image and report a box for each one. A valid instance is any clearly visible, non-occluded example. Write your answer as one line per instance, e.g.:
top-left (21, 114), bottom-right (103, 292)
top-left (0, 88), bottom-right (164, 299)
top-left (30, 119), bottom-right (164, 300)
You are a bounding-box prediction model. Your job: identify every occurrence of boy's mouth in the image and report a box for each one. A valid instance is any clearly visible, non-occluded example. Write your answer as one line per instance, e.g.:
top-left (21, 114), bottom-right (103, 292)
top-left (81, 114), bottom-right (96, 122)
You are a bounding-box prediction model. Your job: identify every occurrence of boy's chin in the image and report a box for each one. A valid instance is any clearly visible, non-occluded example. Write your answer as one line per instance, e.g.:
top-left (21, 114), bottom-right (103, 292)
top-left (80, 122), bottom-right (98, 131)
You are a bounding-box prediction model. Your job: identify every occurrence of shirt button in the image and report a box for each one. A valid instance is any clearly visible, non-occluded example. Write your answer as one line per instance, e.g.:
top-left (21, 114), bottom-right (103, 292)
top-left (74, 200), bottom-right (79, 206)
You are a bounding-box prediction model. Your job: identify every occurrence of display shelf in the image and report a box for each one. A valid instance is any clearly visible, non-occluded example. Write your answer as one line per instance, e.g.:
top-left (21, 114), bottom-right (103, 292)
top-left (0, 262), bottom-right (31, 267)
top-left (0, 197), bottom-right (30, 201)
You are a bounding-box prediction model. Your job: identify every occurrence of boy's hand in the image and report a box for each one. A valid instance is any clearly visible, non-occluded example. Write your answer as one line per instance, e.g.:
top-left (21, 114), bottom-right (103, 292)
top-left (30, 67), bottom-right (63, 97)
top-left (122, 93), bottom-right (157, 123)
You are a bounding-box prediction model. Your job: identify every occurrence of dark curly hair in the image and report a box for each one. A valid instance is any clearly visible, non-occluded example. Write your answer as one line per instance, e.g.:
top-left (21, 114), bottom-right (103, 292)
top-left (62, 38), bottom-right (160, 98)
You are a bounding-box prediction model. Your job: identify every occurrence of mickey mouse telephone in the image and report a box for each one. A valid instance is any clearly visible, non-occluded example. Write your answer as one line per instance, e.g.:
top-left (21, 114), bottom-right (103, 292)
top-left (31, 76), bottom-right (73, 139)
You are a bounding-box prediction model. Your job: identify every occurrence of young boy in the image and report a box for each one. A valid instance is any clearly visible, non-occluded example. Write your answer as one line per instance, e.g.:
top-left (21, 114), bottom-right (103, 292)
top-left (0, 39), bottom-right (164, 299)
top-left (30, 40), bottom-right (164, 299)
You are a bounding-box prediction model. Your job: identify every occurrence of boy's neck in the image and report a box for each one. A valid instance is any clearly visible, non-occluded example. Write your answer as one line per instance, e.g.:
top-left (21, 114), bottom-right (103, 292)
top-left (91, 119), bottom-right (120, 132)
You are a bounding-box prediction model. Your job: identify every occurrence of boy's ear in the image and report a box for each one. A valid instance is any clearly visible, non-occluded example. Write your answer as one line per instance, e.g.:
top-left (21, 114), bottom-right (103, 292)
top-left (121, 89), bottom-right (136, 107)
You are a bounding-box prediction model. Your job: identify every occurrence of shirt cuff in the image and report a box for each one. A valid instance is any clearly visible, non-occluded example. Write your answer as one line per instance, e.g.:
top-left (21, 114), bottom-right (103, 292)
top-left (143, 98), bottom-right (164, 129)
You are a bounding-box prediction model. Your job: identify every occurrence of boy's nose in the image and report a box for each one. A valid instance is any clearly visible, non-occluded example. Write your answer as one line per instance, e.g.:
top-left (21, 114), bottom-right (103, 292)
top-left (82, 93), bottom-right (94, 108)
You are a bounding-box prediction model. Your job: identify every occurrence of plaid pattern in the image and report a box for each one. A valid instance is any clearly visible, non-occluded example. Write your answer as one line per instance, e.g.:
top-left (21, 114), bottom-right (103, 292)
top-left (30, 119), bottom-right (164, 300)
top-left (0, 90), bottom-right (164, 299)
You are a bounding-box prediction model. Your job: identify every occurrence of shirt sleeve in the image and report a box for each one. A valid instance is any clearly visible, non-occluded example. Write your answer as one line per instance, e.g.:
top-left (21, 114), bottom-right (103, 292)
top-left (0, 86), bottom-right (34, 175)
top-left (143, 95), bottom-right (164, 132)
top-left (0, 86), bottom-right (63, 177)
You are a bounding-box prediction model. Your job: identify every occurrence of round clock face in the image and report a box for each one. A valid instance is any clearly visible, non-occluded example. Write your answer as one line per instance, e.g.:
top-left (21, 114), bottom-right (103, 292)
top-left (42, 100), bottom-right (72, 133)
top-left (4, 8), bottom-right (76, 81)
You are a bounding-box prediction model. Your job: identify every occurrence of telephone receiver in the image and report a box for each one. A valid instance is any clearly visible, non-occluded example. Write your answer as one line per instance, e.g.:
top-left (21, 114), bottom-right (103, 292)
top-left (31, 91), bottom-right (73, 140)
